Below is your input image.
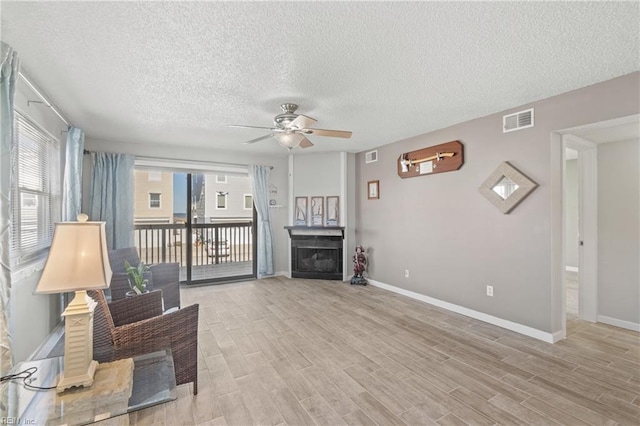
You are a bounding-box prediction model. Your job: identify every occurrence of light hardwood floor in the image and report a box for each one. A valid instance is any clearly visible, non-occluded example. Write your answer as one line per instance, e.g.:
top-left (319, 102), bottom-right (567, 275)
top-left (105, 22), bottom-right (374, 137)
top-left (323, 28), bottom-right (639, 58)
top-left (566, 271), bottom-right (579, 319)
top-left (130, 276), bottom-right (640, 425)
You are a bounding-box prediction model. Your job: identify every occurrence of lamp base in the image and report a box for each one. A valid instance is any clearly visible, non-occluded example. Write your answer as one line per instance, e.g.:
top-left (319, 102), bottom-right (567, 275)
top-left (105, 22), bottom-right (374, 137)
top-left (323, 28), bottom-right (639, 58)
top-left (57, 290), bottom-right (99, 393)
top-left (57, 360), bottom-right (98, 393)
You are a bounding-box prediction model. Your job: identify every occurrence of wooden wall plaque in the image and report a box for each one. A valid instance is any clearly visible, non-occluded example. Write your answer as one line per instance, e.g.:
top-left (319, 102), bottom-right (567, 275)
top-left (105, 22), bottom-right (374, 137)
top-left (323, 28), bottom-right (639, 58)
top-left (397, 140), bottom-right (464, 179)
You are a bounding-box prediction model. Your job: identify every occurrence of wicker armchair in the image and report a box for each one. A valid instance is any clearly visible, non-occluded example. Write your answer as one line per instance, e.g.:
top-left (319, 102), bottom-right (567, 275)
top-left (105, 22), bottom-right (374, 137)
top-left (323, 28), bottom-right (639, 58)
top-left (89, 289), bottom-right (199, 394)
top-left (108, 247), bottom-right (181, 310)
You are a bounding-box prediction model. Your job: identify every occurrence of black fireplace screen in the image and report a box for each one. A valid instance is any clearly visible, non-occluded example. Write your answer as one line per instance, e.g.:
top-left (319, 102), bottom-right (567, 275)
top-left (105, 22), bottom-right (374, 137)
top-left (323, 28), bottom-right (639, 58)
top-left (290, 234), bottom-right (343, 280)
top-left (297, 248), bottom-right (338, 273)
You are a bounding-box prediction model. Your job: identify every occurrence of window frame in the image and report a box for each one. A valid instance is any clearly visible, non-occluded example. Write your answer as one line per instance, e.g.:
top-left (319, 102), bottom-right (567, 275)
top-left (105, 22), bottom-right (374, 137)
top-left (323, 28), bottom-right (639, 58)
top-left (243, 194), bottom-right (253, 210)
top-left (215, 174), bottom-right (227, 184)
top-left (149, 192), bottom-right (162, 209)
top-left (216, 191), bottom-right (228, 210)
top-left (10, 112), bottom-right (61, 267)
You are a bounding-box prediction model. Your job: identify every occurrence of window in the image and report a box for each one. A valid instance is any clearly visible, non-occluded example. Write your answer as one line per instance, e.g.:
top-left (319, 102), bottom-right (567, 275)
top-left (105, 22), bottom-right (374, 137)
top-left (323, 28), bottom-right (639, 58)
top-left (11, 112), bottom-right (61, 266)
top-left (243, 194), bottom-right (253, 210)
top-left (216, 191), bottom-right (227, 209)
top-left (216, 174), bottom-right (227, 183)
top-left (149, 193), bottom-right (161, 208)
top-left (147, 171), bottom-right (161, 182)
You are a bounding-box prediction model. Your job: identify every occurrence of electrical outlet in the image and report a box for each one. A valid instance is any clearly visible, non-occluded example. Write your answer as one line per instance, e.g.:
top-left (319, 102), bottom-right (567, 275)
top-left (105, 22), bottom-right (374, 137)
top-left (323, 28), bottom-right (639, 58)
top-left (404, 269), bottom-right (410, 278)
top-left (486, 285), bottom-right (494, 297)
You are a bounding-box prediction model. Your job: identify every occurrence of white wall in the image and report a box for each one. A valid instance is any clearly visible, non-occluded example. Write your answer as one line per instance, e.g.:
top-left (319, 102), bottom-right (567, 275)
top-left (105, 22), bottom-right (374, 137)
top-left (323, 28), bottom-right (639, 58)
top-left (564, 158), bottom-right (579, 268)
top-left (597, 138), bottom-right (640, 326)
top-left (293, 152), bottom-right (342, 200)
top-left (343, 153), bottom-right (357, 281)
top-left (10, 77), bottom-right (68, 362)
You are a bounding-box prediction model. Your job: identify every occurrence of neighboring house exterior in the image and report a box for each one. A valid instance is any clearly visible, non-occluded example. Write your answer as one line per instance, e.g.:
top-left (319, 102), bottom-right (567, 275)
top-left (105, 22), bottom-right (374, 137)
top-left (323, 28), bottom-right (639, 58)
top-left (202, 174), bottom-right (253, 223)
top-left (134, 170), bottom-right (174, 224)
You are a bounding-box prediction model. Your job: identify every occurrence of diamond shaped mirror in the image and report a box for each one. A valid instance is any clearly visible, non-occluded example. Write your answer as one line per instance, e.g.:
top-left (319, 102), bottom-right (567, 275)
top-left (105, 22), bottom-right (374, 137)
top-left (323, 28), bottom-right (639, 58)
top-left (492, 176), bottom-right (519, 200)
top-left (479, 162), bottom-right (537, 214)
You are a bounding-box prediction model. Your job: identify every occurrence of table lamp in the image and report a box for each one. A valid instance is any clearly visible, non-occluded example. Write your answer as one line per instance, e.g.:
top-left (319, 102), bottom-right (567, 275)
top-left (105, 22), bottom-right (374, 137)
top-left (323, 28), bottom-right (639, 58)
top-left (35, 213), bottom-right (112, 393)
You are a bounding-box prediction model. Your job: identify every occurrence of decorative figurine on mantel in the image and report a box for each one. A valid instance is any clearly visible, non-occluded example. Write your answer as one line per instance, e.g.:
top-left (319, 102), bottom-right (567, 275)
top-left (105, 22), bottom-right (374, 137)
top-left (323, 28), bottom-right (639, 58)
top-left (351, 245), bottom-right (368, 285)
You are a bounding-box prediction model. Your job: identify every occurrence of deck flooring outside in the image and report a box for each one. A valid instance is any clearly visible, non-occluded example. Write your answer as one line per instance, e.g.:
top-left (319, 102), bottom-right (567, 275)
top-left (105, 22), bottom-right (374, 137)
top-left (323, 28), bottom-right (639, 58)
top-left (181, 261), bottom-right (254, 282)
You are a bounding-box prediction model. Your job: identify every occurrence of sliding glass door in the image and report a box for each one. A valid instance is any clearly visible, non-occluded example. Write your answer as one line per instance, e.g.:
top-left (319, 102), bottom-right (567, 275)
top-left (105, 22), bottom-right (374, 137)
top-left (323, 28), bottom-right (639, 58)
top-left (133, 169), bottom-right (256, 284)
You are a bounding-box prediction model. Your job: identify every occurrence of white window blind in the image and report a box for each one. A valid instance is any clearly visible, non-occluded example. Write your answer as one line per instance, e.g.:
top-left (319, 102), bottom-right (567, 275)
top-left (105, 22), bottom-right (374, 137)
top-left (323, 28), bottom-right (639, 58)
top-left (11, 112), bottom-right (61, 266)
top-left (216, 192), bottom-right (227, 209)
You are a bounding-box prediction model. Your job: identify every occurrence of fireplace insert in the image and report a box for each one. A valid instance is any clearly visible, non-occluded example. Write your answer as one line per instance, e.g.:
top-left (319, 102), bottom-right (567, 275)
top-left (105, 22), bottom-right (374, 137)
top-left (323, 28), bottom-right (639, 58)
top-left (290, 235), bottom-right (343, 280)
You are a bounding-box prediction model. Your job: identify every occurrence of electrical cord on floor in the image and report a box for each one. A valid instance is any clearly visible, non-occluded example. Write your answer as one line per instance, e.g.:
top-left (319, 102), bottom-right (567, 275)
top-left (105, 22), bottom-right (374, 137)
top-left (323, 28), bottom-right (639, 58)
top-left (0, 366), bottom-right (56, 391)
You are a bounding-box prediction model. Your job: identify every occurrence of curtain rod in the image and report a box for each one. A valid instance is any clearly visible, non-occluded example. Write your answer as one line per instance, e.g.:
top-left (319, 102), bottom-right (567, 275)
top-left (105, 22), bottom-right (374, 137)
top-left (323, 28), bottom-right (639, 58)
top-left (83, 151), bottom-right (273, 169)
top-left (19, 72), bottom-right (73, 127)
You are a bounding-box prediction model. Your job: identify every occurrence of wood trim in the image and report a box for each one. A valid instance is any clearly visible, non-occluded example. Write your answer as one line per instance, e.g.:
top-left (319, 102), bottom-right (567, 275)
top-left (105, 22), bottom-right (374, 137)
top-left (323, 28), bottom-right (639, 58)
top-left (397, 140), bottom-right (464, 178)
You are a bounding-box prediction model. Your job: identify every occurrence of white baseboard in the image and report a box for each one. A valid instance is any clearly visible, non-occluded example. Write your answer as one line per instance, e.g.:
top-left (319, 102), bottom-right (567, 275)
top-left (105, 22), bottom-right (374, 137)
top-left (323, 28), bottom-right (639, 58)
top-left (565, 266), bottom-right (579, 273)
top-left (551, 330), bottom-right (565, 343)
top-left (368, 279), bottom-right (557, 344)
top-left (597, 315), bottom-right (640, 332)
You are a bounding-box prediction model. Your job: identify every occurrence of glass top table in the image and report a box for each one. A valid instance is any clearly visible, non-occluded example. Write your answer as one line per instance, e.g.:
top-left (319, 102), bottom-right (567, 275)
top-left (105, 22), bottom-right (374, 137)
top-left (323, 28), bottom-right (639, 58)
top-left (1, 349), bottom-right (176, 425)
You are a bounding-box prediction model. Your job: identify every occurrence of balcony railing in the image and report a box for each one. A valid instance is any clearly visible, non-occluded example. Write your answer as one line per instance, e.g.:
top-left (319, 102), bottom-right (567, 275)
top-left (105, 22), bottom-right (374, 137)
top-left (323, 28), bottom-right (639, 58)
top-left (134, 221), bottom-right (253, 269)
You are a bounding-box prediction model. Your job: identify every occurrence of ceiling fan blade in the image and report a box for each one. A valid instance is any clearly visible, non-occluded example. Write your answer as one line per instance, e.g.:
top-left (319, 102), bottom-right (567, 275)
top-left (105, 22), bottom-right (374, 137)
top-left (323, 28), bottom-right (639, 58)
top-left (299, 136), bottom-right (314, 149)
top-left (303, 128), bottom-right (352, 138)
top-left (289, 114), bottom-right (317, 130)
top-left (243, 134), bottom-right (274, 144)
top-left (229, 124), bottom-right (277, 131)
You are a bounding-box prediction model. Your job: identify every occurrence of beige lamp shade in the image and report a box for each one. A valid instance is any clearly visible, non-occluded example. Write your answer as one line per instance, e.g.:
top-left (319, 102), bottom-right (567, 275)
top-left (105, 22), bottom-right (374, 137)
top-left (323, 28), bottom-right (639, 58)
top-left (35, 215), bottom-right (112, 294)
top-left (274, 132), bottom-right (304, 149)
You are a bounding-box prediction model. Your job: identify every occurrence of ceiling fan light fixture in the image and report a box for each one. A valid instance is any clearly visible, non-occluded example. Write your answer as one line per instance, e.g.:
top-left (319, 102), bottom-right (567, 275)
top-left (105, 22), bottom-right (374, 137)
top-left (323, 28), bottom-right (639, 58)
top-left (274, 132), bottom-right (304, 149)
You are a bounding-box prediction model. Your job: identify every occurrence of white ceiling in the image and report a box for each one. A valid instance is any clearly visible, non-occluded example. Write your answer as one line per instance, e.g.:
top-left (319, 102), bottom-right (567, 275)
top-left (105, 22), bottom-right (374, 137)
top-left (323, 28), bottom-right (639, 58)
top-left (2, 1), bottom-right (639, 156)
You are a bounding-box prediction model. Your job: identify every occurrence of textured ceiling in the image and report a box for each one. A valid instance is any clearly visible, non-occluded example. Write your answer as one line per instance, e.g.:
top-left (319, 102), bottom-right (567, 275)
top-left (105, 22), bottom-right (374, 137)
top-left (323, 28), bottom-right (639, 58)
top-left (2, 1), bottom-right (639, 156)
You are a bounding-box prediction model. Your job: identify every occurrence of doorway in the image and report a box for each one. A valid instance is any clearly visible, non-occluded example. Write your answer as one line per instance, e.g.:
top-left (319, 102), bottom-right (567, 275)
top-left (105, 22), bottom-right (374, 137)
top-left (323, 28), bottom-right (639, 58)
top-left (564, 147), bottom-right (579, 321)
top-left (562, 135), bottom-right (598, 328)
top-left (557, 114), bottom-right (640, 338)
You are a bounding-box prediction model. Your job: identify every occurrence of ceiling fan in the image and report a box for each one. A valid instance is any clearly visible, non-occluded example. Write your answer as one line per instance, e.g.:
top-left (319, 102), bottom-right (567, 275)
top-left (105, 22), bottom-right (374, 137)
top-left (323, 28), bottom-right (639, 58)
top-left (229, 103), bottom-right (352, 150)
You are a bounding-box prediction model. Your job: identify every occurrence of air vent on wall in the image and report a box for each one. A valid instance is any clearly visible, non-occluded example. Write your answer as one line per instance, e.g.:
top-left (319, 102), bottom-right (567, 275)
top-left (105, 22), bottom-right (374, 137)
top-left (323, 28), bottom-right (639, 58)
top-left (365, 150), bottom-right (378, 163)
top-left (503, 108), bottom-right (534, 133)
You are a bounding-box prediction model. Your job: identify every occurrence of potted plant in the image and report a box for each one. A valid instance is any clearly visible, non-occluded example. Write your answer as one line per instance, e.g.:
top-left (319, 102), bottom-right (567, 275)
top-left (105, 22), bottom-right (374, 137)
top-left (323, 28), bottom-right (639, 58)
top-left (124, 260), bottom-right (150, 296)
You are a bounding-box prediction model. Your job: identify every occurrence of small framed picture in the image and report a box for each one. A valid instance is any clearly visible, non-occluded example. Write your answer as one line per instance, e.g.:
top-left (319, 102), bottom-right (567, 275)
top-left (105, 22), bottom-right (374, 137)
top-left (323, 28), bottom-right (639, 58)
top-left (310, 196), bottom-right (324, 226)
top-left (326, 196), bottom-right (339, 226)
top-left (368, 180), bottom-right (379, 199)
top-left (294, 197), bottom-right (308, 225)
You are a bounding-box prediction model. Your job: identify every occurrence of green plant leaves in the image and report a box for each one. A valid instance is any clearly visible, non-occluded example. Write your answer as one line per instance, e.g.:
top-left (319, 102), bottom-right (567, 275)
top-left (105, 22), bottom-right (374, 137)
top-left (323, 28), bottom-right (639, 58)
top-left (124, 260), bottom-right (150, 293)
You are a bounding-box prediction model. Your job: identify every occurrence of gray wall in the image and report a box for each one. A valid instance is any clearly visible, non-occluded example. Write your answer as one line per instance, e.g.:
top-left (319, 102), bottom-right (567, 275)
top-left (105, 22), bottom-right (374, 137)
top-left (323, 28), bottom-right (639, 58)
top-left (565, 158), bottom-right (579, 268)
top-left (597, 138), bottom-right (640, 325)
top-left (9, 273), bottom-right (59, 363)
top-left (355, 72), bottom-right (640, 333)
